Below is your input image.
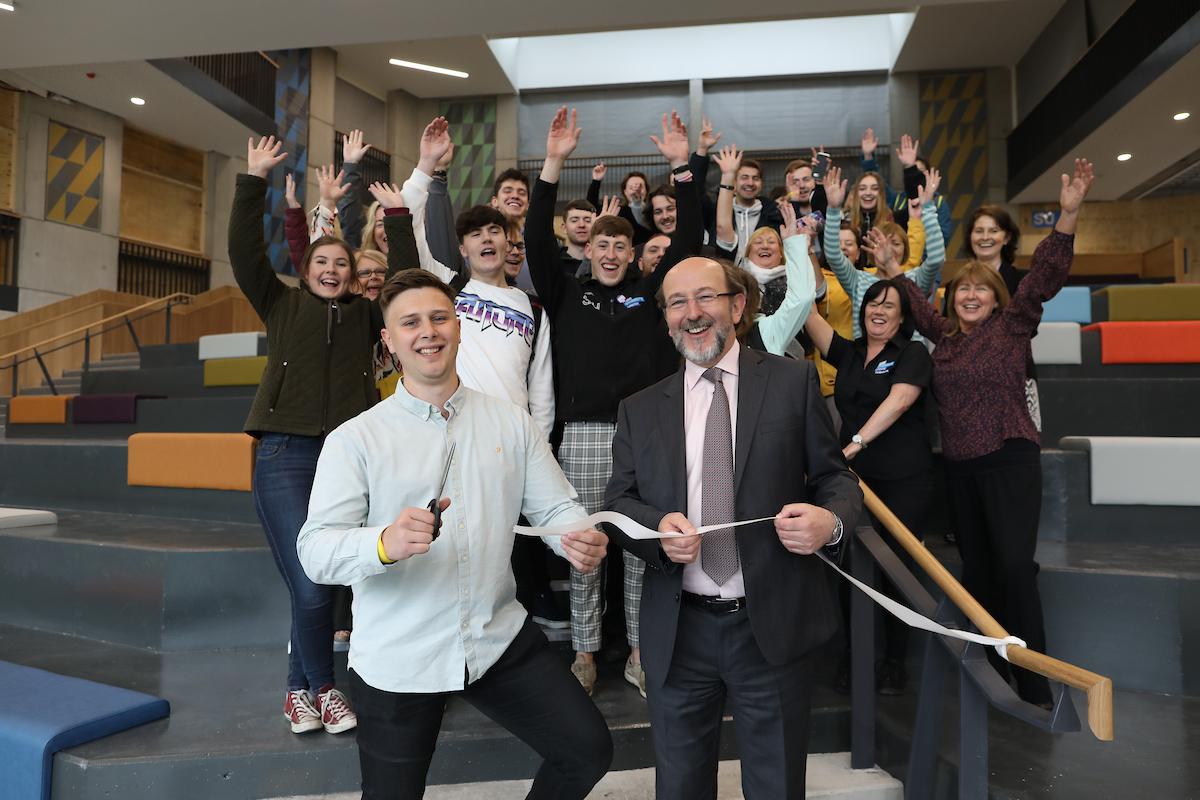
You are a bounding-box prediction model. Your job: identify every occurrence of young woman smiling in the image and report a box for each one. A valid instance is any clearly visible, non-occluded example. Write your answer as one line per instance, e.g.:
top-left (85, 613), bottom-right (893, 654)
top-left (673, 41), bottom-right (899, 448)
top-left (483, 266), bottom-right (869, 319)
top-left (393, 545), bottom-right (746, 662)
top-left (228, 136), bottom-right (417, 736)
top-left (891, 159), bottom-right (1096, 707)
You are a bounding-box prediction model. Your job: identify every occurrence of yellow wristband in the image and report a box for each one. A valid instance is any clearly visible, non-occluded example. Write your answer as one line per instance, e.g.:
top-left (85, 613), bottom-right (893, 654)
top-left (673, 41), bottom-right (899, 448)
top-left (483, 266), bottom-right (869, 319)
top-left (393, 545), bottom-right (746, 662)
top-left (377, 532), bottom-right (396, 565)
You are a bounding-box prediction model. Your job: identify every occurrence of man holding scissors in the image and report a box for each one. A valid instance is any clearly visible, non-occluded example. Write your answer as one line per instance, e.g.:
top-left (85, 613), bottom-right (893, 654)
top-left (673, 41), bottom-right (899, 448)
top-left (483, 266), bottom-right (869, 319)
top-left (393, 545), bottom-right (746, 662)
top-left (298, 269), bottom-right (612, 800)
top-left (604, 256), bottom-right (862, 799)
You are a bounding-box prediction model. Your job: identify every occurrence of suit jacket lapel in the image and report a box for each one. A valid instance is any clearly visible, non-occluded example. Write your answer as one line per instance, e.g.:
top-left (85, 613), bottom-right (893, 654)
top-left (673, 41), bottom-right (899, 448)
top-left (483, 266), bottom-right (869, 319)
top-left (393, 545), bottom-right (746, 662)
top-left (735, 347), bottom-right (769, 490)
top-left (660, 370), bottom-right (688, 512)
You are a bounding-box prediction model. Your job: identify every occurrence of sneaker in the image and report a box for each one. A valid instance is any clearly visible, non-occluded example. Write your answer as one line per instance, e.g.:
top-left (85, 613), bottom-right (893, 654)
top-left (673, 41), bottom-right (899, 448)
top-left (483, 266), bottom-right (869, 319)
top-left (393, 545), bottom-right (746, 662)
top-left (284, 689), bottom-right (322, 734)
top-left (623, 657), bottom-right (647, 699)
top-left (876, 658), bottom-right (907, 696)
top-left (571, 656), bottom-right (597, 696)
top-left (315, 685), bottom-right (358, 734)
top-left (529, 589), bottom-right (570, 630)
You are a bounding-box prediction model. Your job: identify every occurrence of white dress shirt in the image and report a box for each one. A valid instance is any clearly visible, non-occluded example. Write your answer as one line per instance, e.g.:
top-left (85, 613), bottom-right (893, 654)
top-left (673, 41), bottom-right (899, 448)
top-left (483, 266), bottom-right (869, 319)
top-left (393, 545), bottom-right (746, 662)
top-left (297, 380), bottom-right (587, 693)
top-left (681, 339), bottom-right (746, 599)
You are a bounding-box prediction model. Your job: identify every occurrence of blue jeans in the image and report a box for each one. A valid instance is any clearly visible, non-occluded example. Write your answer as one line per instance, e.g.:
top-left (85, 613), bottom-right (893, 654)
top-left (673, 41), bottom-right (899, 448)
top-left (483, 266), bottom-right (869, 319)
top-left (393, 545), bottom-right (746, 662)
top-left (253, 433), bottom-right (335, 692)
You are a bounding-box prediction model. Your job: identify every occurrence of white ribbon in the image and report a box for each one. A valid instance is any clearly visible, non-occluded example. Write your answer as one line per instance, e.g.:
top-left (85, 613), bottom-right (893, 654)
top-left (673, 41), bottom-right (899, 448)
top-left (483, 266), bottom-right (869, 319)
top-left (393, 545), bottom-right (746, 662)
top-left (514, 510), bottom-right (1026, 662)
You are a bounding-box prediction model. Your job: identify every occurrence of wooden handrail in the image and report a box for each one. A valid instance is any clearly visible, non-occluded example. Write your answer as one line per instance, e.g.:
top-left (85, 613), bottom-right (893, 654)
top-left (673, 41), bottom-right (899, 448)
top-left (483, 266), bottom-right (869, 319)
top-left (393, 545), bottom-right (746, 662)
top-left (0, 292), bottom-right (192, 364)
top-left (860, 480), bottom-right (1114, 741)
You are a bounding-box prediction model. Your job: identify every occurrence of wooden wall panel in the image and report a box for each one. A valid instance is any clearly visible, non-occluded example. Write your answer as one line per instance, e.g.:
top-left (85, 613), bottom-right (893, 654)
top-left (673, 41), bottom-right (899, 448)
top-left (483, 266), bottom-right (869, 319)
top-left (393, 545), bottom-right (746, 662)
top-left (119, 167), bottom-right (204, 254)
top-left (123, 127), bottom-right (205, 187)
top-left (0, 89), bottom-right (16, 213)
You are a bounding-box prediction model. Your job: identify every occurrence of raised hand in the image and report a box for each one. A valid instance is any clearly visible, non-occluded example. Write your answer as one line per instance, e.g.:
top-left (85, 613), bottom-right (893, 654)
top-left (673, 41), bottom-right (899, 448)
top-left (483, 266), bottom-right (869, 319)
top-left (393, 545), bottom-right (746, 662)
top-left (247, 136), bottom-right (287, 178)
top-left (317, 165), bottom-right (350, 209)
top-left (284, 172), bottom-right (301, 209)
top-left (697, 115), bottom-right (722, 155)
top-left (863, 227), bottom-right (899, 276)
top-left (861, 128), bottom-right (878, 158)
top-left (796, 213), bottom-right (821, 238)
top-left (546, 106), bottom-right (582, 161)
top-left (779, 200), bottom-right (799, 240)
top-left (913, 167), bottom-right (942, 210)
top-left (368, 181), bottom-right (405, 210)
top-left (650, 110), bottom-right (690, 167)
top-left (592, 162), bottom-right (606, 181)
top-left (1058, 158), bottom-right (1095, 216)
top-left (713, 145), bottom-right (743, 179)
top-left (596, 195), bottom-right (621, 219)
top-left (418, 116), bottom-right (452, 172)
top-left (436, 141), bottom-right (455, 171)
top-left (897, 134), bottom-right (920, 168)
top-left (342, 129), bottom-right (370, 165)
top-left (823, 165), bottom-right (848, 209)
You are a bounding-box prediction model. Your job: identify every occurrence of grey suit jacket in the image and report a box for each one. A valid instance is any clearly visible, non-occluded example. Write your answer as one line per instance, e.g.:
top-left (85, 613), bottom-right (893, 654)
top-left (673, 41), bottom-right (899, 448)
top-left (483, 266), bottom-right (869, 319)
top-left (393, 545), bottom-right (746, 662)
top-left (604, 345), bottom-right (862, 686)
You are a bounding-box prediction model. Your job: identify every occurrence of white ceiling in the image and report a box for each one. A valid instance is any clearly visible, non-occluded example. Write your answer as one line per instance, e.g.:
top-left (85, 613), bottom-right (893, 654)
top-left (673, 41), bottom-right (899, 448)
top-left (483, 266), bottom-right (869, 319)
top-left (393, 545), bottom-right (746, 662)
top-left (1010, 41), bottom-right (1200, 203)
top-left (892, 0), bottom-right (1065, 72)
top-left (333, 38), bottom-right (515, 100)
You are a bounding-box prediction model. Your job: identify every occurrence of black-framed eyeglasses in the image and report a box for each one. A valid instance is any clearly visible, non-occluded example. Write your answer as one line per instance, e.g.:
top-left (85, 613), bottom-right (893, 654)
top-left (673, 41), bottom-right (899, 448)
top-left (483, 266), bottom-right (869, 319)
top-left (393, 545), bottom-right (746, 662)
top-left (664, 291), bottom-right (738, 312)
top-left (356, 268), bottom-right (387, 279)
top-left (507, 240), bottom-right (526, 252)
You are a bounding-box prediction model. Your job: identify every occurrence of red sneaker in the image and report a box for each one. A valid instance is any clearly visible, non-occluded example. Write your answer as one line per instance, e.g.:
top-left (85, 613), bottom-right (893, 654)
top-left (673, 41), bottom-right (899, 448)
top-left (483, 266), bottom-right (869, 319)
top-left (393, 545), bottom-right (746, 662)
top-left (315, 685), bottom-right (357, 734)
top-left (284, 689), bottom-right (322, 734)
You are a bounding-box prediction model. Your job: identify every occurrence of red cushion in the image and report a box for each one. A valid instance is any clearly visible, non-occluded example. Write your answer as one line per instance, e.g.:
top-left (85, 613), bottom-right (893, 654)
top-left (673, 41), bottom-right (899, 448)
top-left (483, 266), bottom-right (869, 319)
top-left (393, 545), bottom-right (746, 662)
top-left (1082, 321), bottom-right (1200, 364)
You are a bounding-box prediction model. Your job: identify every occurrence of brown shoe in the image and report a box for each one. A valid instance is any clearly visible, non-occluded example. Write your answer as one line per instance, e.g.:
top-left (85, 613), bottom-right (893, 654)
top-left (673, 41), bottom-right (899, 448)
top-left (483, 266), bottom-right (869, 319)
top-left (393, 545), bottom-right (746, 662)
top-left (624, 657), bottom-right (647, 699)
top-left (571, 656), bottom-right (597, 696)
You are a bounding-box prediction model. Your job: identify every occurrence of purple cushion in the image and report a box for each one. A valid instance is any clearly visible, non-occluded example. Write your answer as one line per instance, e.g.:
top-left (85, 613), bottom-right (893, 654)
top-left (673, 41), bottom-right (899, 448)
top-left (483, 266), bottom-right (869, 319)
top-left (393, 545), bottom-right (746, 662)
top-left (71, 394), bottom-right (160, 424)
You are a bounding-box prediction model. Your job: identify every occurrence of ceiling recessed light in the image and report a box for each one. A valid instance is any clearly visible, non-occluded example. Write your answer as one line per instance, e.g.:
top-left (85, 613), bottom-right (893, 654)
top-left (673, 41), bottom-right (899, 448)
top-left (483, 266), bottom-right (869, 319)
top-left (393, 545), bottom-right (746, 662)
top-left (388, 58), bottom-right (469, 79)
top-left (1174, 111), bottom-right (1191, 121)
top-left (130, 97), bottom-right (146, 106)
top-left (0, 2), bottom-right (16, 11)
top-left (1116, 153), bottom-right (1132, 162)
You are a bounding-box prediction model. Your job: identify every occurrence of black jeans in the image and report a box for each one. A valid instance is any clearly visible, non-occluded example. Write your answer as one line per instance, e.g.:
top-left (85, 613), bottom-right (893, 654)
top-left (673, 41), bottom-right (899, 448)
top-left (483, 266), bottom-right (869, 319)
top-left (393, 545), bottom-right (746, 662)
top-left (351, 619), bottom-right (612, 799)
top-left (944, 448), bottom-right (1052, 705)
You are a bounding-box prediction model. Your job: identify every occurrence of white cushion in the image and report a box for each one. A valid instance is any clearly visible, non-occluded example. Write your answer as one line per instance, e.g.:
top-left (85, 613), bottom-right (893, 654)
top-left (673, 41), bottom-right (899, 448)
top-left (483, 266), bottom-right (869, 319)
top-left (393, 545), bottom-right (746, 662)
top-left (197, 332), bottom-right (266, 361)
top-left (1060, 436), bottom-right (1200, 506)
top-left (0, 507), bottom-right (58, 529)
top-left (1031, 322), bottom-right (1082, 365)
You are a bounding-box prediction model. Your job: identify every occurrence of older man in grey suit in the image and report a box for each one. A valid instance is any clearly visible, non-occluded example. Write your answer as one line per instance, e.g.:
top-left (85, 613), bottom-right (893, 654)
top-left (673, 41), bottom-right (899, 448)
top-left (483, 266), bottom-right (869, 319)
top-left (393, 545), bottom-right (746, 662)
top-left (605, 255), bottom-right (862, 799)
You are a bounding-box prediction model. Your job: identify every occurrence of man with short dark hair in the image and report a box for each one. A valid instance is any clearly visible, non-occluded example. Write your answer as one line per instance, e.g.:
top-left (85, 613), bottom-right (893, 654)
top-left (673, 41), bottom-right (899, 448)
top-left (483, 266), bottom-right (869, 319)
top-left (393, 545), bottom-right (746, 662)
top-left (560, 198), bottom-right (596, 274)
top-left (638, 232), bottom-right (672, 277)
top-left (298, 268), bottom-right (613, 799)
top-left (605, 255), bottom-right (861, 799)
top-left (490, 167), bottom-right (530, 225)
top-left (526, 107), bottom-right (702, 698)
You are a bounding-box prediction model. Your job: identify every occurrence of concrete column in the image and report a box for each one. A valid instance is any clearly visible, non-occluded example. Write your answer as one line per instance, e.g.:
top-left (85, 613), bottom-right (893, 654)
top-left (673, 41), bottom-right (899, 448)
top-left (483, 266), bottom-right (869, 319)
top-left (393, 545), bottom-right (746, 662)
top-left (495, 94), bottom-right (519, 172)
top-left (385, 88), bottom-right (424, 181)
top-left (307, 47), bottom-right (338, 203)
top-left (688, 79), bottom-right (704, 146)
top-left (205, 150), bottom-right (243, 289)
top-left (887, 73), bottom-right (921, 179)
top-left (986, 67), bottom-right (1014, 203)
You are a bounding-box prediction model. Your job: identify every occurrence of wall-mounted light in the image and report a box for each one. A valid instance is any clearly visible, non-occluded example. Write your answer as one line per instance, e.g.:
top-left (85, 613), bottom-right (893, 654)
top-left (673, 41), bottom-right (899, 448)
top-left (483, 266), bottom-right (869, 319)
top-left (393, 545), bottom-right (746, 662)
top-left (130, 97), bottom-right (146, 106)
top-left (1116, 153), bottom-right (1132, 162)
top-left (1173, 112), bottom-right (1191, 121)
top-left (388, 58), bottom-right (469, 79)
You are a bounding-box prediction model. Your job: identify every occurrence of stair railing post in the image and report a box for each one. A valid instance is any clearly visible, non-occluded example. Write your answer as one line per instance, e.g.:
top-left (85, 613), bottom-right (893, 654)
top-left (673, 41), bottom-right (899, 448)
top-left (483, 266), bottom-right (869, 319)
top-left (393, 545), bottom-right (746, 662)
top-left (849, 526), bottom-right (877, 770)
top-left (83, 329), bottom-right (91, 377)
top-left (905, 597), bottom-right (954, 799)
top-left (124, 316), bottom-right (143, 355)
top-left (958, 644), bottom-right (990, 799)
top-left (33, 348), bottom-right (56, 396)
top-left (164, 301), bottom-right (173, 344)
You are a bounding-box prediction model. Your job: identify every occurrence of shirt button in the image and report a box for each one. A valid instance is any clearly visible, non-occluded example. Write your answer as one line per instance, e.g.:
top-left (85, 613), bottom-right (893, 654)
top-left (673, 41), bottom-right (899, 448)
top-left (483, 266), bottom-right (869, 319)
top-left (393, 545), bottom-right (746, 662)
top-left (460, 554), bottom-right (468, 563)
top-left (674, 593), bottom-right (680, 602)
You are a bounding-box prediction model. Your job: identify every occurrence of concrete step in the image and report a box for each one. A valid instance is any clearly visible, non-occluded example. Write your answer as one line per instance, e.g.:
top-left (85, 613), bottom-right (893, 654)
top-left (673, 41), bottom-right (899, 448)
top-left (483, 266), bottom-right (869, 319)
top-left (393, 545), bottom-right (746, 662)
top-left (269, 755), bottom-right (902, 799)
top-left (5, 395), bottom-right (252, 439)
top-left (81, 363), bottom-right (256, 398)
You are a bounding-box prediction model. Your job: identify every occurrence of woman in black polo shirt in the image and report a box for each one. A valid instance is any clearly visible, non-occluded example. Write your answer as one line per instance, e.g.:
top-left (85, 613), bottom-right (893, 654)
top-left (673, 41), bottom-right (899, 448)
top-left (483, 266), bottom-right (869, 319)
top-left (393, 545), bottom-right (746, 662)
top-left (804, 278), bottom-right (933, 694)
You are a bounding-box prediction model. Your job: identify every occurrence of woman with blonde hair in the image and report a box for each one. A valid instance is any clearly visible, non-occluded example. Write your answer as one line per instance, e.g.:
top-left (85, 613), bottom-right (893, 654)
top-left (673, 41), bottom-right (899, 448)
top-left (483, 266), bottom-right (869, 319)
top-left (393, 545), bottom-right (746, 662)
top-left (845, 170), bottom-right (893, 240)
top-left (889, 159), bottom-right (1096, 708)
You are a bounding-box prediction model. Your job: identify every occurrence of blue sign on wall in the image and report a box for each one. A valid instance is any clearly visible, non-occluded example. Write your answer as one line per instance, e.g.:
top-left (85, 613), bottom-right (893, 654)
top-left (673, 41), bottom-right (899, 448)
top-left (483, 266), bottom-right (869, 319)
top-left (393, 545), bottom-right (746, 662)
top-left (1032, 209), bottom-right (1060, 228)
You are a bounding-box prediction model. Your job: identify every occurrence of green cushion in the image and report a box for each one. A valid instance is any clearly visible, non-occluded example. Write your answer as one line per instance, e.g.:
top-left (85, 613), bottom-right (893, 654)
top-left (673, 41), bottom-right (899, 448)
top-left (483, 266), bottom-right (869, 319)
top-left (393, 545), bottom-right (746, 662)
top-left (203, 356), bottom-right (267, 387)
top-left (1100, 285), bottom-right (1200, 322)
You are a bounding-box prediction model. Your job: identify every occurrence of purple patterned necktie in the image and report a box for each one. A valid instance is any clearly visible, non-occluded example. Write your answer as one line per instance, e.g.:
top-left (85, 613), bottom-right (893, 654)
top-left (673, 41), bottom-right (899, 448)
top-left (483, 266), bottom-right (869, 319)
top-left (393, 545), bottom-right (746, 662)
top-left (700, 367), bottom-right (739, 585)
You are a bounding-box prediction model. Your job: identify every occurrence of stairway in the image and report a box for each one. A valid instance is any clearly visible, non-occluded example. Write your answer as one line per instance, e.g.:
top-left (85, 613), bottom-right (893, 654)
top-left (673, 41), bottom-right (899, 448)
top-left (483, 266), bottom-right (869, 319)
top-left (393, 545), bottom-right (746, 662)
top-left (19, 351), bottom-right (141, 396)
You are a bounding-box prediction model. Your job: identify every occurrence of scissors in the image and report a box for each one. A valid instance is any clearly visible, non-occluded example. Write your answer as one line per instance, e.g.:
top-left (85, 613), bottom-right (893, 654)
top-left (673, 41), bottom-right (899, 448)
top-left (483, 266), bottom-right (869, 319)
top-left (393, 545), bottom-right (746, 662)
top-left (427, 442), bottom-right (455, 541)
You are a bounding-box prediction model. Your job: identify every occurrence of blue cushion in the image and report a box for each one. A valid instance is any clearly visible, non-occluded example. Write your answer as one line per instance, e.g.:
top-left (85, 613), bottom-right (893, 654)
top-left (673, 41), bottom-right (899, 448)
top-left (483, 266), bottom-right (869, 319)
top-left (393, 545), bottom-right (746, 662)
top-left (0, 661), bottom-right (170, 800)
top-left (1042, 286), bottom-right (1092, 323)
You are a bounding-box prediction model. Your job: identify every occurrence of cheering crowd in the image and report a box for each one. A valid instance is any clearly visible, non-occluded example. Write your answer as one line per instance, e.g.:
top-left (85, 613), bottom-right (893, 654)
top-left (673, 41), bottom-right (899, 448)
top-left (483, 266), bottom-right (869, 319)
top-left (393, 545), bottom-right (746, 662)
top-left (228, 104), bottom-right (1095, 799)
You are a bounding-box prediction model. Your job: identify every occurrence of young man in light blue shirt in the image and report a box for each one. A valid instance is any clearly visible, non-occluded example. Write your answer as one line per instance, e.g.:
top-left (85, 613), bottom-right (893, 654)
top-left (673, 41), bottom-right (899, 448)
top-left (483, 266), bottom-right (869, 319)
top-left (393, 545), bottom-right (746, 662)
top-left (298, 269), bottom-right (612, 799)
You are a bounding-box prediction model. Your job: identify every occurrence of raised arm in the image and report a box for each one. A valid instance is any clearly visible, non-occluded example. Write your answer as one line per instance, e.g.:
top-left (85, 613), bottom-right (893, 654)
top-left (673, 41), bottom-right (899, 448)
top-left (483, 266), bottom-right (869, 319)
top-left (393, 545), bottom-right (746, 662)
top-left (899, 170), bottom-right (945, 293)
top-left (756, 203), bottom-right (817, 356)
top-left (229, 136), bottom-right (289, 322)
top-left (527, 106), bottom-right (582, 313)
top-left (336, 130), bottom-right (371, 248)
top-left (713, 145), bottom-right (741, 253)
top-left (368, 182), bottom-right (420, 280)
top-left (646, 111), bottom-right (702, 295)
top-left (820, 166), bottom-right (866, 300)
top-left (587, 162), bottom-right (604, 208)
top-left (282, 172), bottom-right (310, 273)
top-left (1003, 159), bottom-right (1093, 337)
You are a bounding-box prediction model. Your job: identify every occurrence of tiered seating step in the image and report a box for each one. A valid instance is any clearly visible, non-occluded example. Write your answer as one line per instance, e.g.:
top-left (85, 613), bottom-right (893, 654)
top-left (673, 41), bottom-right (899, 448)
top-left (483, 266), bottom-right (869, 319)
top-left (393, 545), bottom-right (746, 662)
top-left (8, 395), bottom-right (72, 424)
top-left (1092, 283), bottom-right (1200, 322)
top-left (197, 332), bottom-right (267, 361)
top-left (1082, 321), bottom-right (1200, 364)
top-left (1040, 286), bottom-right (1091, 324)
top-left (1038, 377), bottom-right (1200, 443)
top-left (5, 397), bottom-right (253, 440)
top-left (1059, 436), bottom-right (1200, 506)
top-left (82, 365), bottom-right (256, 397)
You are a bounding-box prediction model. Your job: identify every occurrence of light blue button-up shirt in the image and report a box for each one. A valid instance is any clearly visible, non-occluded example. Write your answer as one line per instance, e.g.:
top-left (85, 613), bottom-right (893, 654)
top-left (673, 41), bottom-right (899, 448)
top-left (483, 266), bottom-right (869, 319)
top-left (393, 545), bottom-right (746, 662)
top-left (297, 379), bottom-right (587, 693)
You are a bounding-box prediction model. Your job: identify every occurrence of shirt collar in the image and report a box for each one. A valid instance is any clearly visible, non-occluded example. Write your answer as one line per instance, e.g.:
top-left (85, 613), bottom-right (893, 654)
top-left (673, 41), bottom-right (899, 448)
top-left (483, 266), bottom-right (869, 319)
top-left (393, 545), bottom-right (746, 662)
top-left (684, 339), bottom-right (741, 392)
top-left (392, 376), bottom-right (467, 421)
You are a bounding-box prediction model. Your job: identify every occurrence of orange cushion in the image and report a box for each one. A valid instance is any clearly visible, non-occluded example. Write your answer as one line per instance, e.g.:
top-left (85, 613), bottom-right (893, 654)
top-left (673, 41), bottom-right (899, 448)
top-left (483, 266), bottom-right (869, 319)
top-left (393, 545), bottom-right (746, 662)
top-left (8, 395), bottom-right (72, 424)
top-left (1082, 321), bottom-right (1200, 364)
top-left (127, 433), bottom-right (257, 492)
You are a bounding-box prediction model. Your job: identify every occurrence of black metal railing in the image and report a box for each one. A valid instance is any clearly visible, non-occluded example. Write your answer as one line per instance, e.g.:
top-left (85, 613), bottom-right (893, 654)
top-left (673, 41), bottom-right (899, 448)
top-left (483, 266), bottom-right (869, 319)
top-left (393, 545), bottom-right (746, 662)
top-left (848, 521), bottom-right (1085, 798)
top-left (185, 51), bottom-right (277, 121)
top-left (118, 241), bottom-right (211, 298)
top-left (1, 295), bottom-right (190, 397)
top-left (516, 145), bottom-right (890, 207)
top-left (334, 132), bottom-right (393, 208)
top-left (0, 212), bottom-right (18, 312)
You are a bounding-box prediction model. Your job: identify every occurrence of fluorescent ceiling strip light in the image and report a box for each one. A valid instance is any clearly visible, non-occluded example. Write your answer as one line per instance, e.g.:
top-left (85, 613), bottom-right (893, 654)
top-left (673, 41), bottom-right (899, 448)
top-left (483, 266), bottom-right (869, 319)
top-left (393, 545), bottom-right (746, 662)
top-left (0, 2), bottom-right (16, 11)
top-left (388, 58), bottom-right (468, 79)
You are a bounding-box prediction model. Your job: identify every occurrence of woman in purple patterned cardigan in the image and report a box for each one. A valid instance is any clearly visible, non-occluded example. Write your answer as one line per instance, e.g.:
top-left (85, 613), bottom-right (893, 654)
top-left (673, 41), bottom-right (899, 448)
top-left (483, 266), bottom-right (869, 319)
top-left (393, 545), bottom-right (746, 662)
top-left (888, 159), bottom-right (1095, 707)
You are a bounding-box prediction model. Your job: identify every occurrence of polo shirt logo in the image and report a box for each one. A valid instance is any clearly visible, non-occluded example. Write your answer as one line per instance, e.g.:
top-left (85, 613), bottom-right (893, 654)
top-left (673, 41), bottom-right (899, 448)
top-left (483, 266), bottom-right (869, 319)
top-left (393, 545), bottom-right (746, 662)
top-left (620, 295), bottom-right (646, 309)
top-left (874, 360), bottom-right (895, 375)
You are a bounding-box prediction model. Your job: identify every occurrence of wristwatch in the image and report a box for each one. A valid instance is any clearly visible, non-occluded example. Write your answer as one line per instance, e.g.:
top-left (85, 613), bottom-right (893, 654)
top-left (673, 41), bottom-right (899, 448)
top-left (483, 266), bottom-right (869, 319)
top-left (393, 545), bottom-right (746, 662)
top-left (827, 514), bottom-right (844, 547)
top-left (851, 433), bottom-right (867, 448)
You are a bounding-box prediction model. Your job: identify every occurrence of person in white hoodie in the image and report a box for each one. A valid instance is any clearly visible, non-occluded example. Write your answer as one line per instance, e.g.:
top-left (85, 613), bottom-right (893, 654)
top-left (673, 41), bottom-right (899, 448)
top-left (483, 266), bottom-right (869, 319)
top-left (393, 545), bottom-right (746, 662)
top-left (713, 149), bottom-right (784, 265)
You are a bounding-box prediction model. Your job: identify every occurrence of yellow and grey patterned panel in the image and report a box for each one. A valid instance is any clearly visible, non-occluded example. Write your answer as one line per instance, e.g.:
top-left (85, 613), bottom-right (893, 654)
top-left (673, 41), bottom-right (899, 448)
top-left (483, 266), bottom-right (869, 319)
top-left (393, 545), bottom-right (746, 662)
top-left (919, 71), bottom-right (988, 261)
top-left (46, 121), bottom-right (104, 230)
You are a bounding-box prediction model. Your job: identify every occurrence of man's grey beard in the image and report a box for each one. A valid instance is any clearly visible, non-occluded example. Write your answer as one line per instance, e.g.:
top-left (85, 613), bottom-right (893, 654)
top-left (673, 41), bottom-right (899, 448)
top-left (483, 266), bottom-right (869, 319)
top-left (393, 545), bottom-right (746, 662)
top-left (671, 316), bottom-right (732, 365)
